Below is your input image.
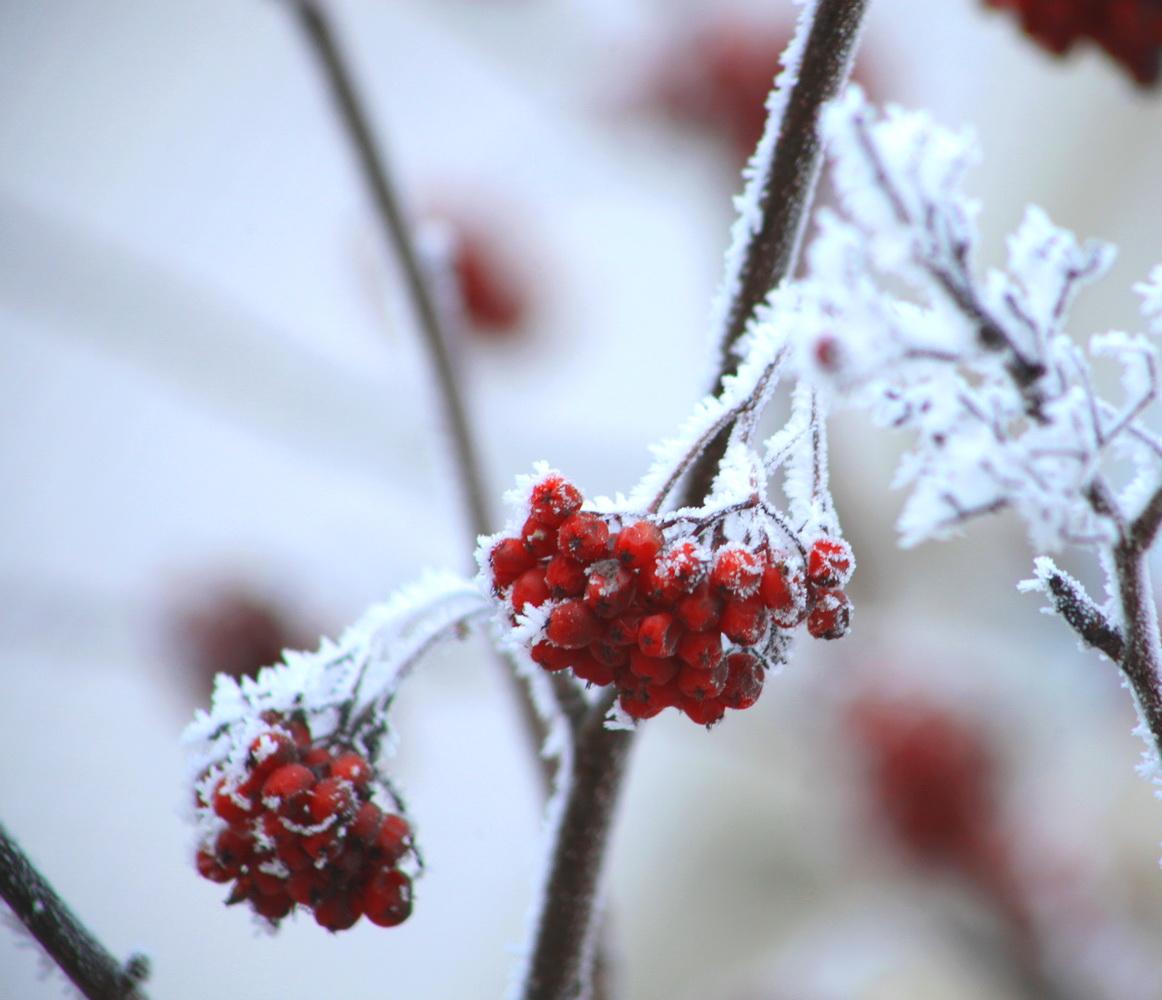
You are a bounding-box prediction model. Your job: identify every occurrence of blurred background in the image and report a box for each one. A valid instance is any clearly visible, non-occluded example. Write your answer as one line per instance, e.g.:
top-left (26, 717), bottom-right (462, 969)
top-left (2, 0), bottom-right (1162, 997)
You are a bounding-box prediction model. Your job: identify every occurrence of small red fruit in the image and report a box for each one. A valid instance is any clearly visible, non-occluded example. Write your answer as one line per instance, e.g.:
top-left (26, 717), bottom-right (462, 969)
top-left (710, 546), bottom-right (763, 598)
top-left (722, 652), bottom-right (764, 710)
top-left (521, 516), bottom-right (558, 559)
top-left (807, 537), bottom-right (854, 589)
top-left (363, 868), bottom-right (414, 928)
top-left (546, 599), bottom-right (601, 648)
top-left (719, 595), bottom-right (768, 645)
top-left (557, 512), bottom-right (611, 564)
top-left (637, 612), bottom-right (681, 658)
top-left (614, 520), bottom-right (664, 570)
top-left (511, 569), bottom-right (550, 614)
top-left (529, 475), bottom-right (583, 527)
top-left (585, 560), bottom-right (636, 619)
top-left (806, 589), bottom-right (851, 640)
top-left (491, 537), bottom-right (536, 588)
top-left (544, 554), bottom-right (588, 598)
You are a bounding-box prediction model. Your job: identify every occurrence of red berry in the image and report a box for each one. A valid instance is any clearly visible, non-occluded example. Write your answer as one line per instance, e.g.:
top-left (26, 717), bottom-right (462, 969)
top-left (286, 870), bottom-right (323, 906)
top-left (491, 537), bottom-right (536, 588)
top-left (628, 648), bottom-right (680, 686)
top-left (376, 814), bottom-right (412, 865)
top-left (309, 777), bottom-right (358, 824)
top-left (605, 613), bottom-right (643, 647)
top-left (212, 778), bottom-right (254, 825)
top-left (675, 583), bottom-right (721, 632)
top-left (262, 764), bottom-right (316, 805)
top-left (451, 225), bottom-right (527, 332)
top-left (585, 560), bottom-right (636, 619)
top-left (546, 599), bottom-right (601, 648)
top-left (544, 554), bottom-right (588, 598)
top-left (652, 541), bottom-right (707, 599)
top-left (806, 589), bottom-right (851, 640)
top-left (511, 569), bottom-right (551, 614)
top-left (196, 848), bottom-right (232, 884)
top-left (530, 642), bottom-right (577, 672)
top-left (521, 516), bottom-right (558, 559)
top-left (676, 630), bottom-right (724, 672)
top-left (314, 893), bottom-right (362, 932)
top-left (247, 730), bottom-right (296, 780)
top-left (571, 654), bottom-right (616, 687)
top-left (529, 475), bottom-right (583, 527)
top-left (363, 868), bottom-right (413, 928)
top-left (807, 537), bottom-right (853, 589)
top-left (331, 752), bottom-right (373, 791)
top-left (722, 652), bottom-right (764, 710)
top-left (682, 696), bottom-right (726, 727)
top-left (252, 890), bottom-right (294, 922)
top-left (557, 513), bottom-right (611, 564)
top-left (710, 546), bottom-right (763, 598)
top-left (214, 828), bottom-right (253, 871)
top-left (351, 802), bottom-right (385, 844)
top-left (677, 660), bottom-right (728, 701)
top-left (590, 636), bottom-right (630, 668)
top-left (637, 612), bottom-right (681, 658)
top-left (719, 595), bottom-right (768, 645)
top-left (619, 685), bottom-right (676, 720)
top-left (614, 520), bottom-right (664, 570)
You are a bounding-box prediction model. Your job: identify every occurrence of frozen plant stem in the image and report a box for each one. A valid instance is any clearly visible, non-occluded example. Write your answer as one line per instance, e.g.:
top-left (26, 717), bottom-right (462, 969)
top-left (0, 821), bottom-right (149, 1000)
top-left (684, 0), bottom-right (870, 505)
top-left (519, 2), bottom-right (871, 998)
top-left (291, 1), bottom-right (573, 791)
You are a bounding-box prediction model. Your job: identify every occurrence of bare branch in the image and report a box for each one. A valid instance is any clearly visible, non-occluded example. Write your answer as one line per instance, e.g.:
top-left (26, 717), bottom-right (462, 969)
top-left (0, 821), bottom-right (149, 1000)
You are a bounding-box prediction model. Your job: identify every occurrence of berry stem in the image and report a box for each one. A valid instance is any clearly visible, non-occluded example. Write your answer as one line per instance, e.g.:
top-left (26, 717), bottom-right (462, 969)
top-left (0, 820), bottom-right (149, 1000)
top-left (292, 0), bottom-right (572, 795)
top-left (518, 4), bottom-right (871, 998)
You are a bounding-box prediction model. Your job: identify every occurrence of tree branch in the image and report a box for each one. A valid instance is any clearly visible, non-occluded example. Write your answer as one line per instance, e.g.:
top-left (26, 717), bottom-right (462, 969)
top-left (518, 4), bottom-right (872, 998)
top-left (685, 0), bottom-right (871, 505)
top-left (0, 821), bottom-right (149, 1000)
top-left (1041, 569), bottom-right (1124, 663)
top-left (1112, 542), bottom-right (1162, 762)
top-left (291, 0), bottom-right (573, 793)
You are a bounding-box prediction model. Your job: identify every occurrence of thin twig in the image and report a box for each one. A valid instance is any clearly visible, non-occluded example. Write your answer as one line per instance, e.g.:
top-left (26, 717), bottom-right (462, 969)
top-left (1041, 569), bottom-right (1124, 663)
top-left (0, 821), bottom-right (149, 1000)
top-left (291, 1), bottom-right (577, 789)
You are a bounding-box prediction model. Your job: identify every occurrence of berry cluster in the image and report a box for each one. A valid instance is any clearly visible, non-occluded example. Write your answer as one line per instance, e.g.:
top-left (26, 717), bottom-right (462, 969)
top-left (985, 0), bottom-right (1162, 85)
top-left (488, 474), bottom-right (853, 726)
top-left (194, 711), bottom-right (415, 932)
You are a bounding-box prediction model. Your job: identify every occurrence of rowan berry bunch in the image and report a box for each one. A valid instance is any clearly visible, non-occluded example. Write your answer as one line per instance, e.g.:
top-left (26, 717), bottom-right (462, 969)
top-left (193, 710), bottom-right (417, 933)
top-left (984, 0), bottom-right (1162, 84)
top-left (486, 472), bottom-right (853, 726)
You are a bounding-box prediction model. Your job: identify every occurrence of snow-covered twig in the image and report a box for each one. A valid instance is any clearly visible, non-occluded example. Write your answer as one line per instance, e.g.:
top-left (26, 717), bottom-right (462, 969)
top-left (0, 821), bottom-right (150, 1000)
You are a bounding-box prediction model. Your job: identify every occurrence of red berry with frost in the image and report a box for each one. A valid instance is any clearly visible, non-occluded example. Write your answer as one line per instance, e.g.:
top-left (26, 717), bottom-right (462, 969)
top-left (807, 536), bottom-right (853, 589)
top-left (521, 516), bottom-right (558, 559)
top-left (302, 745), bottom-right (333, 772)
top-left (214, 828), bottom-right (254, 871)
top-left (262, 763), bottom-right (316, 806)
top-left (376, 814), bottom-right (412, 865)
top-left (544, 554), bottom-right (588, 598)
top-left (196, 848), bottom-right (233, 884)
top-left (614, 520), bottom-right (664, 570)
top-left (363, 868), bottom-right (413, 928)
top-left (529, 475), bottom-right (583, 527)
top-left (638, 612), bottom-right (681, 658)
top-left (247, 730), bottom-right (296, 780)
top-left (722, 652), bottom-right (764, 710)
top-left (351, 802), bottom-right (384, 844)
top-left (710, 546), bottom-right (763, 598)
top-left (677, 630), bottom-right (724, 672)
top-left (653, 541), bottom-right (707, 597)
top-left (719, 595), bottom-right (768, 645)
top-left (619, 685), bottom-right (676, 720)
top-left (491, 537), bottom-right (536, 588)
top-left (212, 779), bottom-right (254, 825)
top-left (286, 870), bottom-right (323, 906)
top-left (546, 599), bottom-right (601, 648)
top-left (585, 559), bottom-right (636, 619)
top-left (675, 583), bottom-right (721, 632)
top-left (590, 636), bottom-right (630, 668)
top-left (331, 752), bottom-right (373, 791)
top-left (557, 512), bottom-right (611, 564)
top-left (806, 589), bottom-right (851, 640)
top-left (511, 569), bottom-right (550, 614)
top-left (309, 777), bottom-right (358, 825)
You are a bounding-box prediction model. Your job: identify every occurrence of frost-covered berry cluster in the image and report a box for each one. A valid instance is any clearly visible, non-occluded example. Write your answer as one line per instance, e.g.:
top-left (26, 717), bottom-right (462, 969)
top-left (485, 473), bottom-right (853, 726)
top-left (193, 711), bottom-right (417, 932)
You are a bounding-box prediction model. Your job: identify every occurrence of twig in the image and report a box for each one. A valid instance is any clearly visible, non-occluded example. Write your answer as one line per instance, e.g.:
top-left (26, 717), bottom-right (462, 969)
top-left (684, 0), bottom-right (871, 504)
top-left (291, 1), bottom-right (577, 790)
top-left (1041, 569), bottom-right (1124, 662)
top-left (0, 821), bottom-right (149, 1000)
top-left (517, 3), bottom-right (872, 998)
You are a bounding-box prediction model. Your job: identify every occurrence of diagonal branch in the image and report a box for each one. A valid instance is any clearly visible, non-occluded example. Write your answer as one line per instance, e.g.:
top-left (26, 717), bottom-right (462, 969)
top-left (0, 821), bottom-right (149, 1000)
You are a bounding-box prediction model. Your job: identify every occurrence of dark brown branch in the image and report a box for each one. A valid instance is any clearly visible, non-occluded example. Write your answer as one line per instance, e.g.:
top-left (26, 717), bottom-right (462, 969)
top-left (292, 0), bottom-right (572, 792)
top-left (519, 4), bottom-right (872, 998)
top-left (0, 821), bottom-right (149, 1000)
top-left (521, 690), bottom-right (632, 1000)
top-left (686, 0), bottom-right (871, 505)
top-left (1042, 569), bottom-right (1124, 663)
top-left (1111, 542), bottom-right (1162, 760)
top-left (1128, 482), bottom-right (1162, 554)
